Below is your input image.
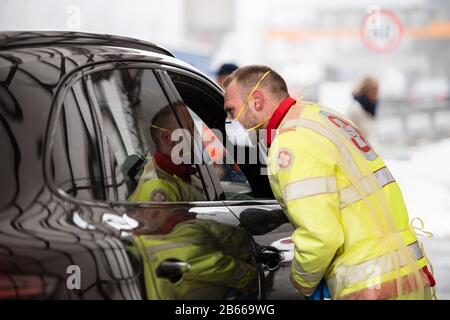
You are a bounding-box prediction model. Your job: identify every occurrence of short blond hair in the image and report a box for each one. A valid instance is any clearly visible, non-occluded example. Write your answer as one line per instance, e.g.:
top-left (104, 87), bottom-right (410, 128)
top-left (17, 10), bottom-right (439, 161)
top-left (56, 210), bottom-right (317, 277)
top-left (223, 65), bottom-right (288, 100)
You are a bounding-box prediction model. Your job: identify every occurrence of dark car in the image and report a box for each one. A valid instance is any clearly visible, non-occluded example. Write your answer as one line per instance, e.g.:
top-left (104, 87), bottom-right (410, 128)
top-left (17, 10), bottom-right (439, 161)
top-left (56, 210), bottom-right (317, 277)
top-left (0, 31), bottom-right (298, 300)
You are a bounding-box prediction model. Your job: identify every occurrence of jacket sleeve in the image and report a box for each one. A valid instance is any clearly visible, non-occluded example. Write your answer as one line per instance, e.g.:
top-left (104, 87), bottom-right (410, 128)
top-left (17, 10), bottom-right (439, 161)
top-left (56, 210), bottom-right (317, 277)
top-left (179, 220), bottom-right (257, 292)
top-left (269, 128), bottom-right (344, 296)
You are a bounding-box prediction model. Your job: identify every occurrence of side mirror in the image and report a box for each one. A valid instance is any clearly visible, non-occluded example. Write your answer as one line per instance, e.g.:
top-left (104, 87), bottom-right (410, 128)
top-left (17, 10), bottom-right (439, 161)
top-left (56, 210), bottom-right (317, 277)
top-left (156, 259), bottom-right (191, 283)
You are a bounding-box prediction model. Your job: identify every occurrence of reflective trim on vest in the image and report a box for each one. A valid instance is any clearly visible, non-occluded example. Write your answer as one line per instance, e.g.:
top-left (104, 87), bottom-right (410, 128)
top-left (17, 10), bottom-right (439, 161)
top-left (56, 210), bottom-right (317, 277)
top-left (339, 167), bottom-right (396, 209)
top-left (335, 268), bottom-right (431, 300)
top-left (280, 118), bottom-right (395, 209)
top-left (327, 241), bottom-right (424, 296)
top-left (144, 239), bottom-right (200, 258)
top-left (292, 259), bottom-right (325, 283)
top-left (281, 118), bottom-right (364, 180)
top-left (290, 274), bottom-right (317, 296)
top-left (283, 176), bottom-right (337, 201)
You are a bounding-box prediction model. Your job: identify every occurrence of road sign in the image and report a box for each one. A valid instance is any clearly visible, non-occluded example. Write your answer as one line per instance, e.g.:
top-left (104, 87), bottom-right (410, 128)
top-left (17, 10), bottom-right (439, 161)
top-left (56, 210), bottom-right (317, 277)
top-left (361, 9), bottom-right (404, 53)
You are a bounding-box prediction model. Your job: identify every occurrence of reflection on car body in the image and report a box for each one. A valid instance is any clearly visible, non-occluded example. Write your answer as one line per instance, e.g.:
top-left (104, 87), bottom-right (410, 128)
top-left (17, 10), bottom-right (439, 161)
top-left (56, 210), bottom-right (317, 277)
top-left (128, 207), bottom-right (258, 299)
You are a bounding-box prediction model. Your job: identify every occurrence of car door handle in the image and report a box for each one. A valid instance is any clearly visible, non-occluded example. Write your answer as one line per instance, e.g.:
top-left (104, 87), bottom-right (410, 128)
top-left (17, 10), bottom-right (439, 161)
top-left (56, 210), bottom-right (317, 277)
top-left (155, 259), bottom-right (191, 283)
top-left (257, 246), bottom-right (284, 272)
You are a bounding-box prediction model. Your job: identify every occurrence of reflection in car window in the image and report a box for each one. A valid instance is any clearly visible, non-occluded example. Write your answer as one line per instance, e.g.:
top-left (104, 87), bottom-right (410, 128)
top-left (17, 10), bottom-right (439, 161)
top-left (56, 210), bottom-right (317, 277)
top-left (129, 206), bottom-right (258, 299)
top-left (166, 72), bottom-right (261, 200)
top-left (51, 68), bottom-right (259, 301)
top-left (86, 68), bottom-right (207, 203)
top-left (186, 108), bottom-right (256, 200)
top-left (85, 71), bottom-right (257, 300)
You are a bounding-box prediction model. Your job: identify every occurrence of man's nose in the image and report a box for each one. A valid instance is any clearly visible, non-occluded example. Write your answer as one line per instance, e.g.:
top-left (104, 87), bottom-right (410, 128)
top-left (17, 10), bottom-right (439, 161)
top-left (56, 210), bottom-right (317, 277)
top-left (225, 110), bottom-right (234, 120)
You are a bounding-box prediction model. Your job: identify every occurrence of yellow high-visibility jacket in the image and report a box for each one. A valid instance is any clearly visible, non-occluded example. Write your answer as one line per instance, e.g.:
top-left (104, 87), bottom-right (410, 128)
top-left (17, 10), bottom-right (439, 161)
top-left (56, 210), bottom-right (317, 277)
top-left (127, 156), bottom-right (257, 299)
top-left (133, 219), bottom-right (258, 299)
top-left (128, 156), bottom-right (206, 203)
top-left (267, 101), bottom-right (435, 299)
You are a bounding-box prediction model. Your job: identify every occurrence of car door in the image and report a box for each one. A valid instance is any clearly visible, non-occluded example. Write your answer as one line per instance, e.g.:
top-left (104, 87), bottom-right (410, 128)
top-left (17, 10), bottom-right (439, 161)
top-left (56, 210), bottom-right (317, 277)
top-left (74, 63), bottom-right (261, 300)
top-left (47, 66), bottom-right (143, 300)
top-left (161, 67), bottom-right (301, 300)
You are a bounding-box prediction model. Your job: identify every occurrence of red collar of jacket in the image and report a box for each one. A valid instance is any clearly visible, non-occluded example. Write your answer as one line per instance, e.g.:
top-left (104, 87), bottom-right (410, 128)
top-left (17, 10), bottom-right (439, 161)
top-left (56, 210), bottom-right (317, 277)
top-left (154, 151), bottom-right (197, 182)
top-left (265, 96), bottom-right (296, 146)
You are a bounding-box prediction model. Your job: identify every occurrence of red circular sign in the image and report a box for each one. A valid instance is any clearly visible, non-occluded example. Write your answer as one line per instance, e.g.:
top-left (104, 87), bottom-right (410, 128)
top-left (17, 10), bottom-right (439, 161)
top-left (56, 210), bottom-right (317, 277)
top-left (361, 10), bottom-right (403, 53)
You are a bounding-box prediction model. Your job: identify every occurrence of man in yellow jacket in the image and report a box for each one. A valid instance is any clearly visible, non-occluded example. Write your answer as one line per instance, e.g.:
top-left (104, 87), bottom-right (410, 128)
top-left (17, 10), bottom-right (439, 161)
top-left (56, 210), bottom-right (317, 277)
top-left (223, 65), bottom-right (436, 300)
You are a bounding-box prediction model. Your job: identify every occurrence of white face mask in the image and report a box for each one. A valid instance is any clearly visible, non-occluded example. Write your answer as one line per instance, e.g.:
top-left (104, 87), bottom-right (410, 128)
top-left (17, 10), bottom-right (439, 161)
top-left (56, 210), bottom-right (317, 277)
top-left (225, 119), bottom-right (257, 147)
top-left (225, 70), bottom-right (272, 148)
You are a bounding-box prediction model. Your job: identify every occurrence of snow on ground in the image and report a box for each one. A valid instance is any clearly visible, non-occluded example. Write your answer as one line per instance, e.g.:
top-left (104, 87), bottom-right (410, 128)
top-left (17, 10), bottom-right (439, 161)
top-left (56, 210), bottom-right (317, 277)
top-left (383, 138), bottom-right (450, 238)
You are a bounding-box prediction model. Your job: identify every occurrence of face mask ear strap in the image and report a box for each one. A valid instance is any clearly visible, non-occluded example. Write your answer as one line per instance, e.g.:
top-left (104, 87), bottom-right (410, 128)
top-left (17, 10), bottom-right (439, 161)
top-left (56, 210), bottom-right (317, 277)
top-left (236, 70), bottom-right (272, 120)
top-left (246, 118), bottom-right (269, 131)
top-left (151, 124), bottom-right (172, 133)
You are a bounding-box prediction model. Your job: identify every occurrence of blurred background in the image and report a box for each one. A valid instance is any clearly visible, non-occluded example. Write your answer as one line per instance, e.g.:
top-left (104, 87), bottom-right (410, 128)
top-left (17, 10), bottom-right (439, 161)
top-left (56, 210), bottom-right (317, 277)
top-left (1, 0), bottom-right (449, 298)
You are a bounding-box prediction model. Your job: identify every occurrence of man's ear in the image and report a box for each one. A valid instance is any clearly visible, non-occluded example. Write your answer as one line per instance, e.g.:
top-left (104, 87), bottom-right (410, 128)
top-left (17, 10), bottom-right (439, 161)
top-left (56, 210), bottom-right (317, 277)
top-left (252, 90), bottom-right (264, 111)
top-left (161, 131), bottom-right (171, 144)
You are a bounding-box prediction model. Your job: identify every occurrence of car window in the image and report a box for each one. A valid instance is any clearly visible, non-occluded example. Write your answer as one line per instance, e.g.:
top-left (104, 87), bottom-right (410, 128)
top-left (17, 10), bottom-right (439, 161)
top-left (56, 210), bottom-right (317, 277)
top-left (83, 68), bottom-right (208, 203)
top-left (168, 71), bottom-right (274, 199)
top-left (186, 108), bottom-right (257, 200)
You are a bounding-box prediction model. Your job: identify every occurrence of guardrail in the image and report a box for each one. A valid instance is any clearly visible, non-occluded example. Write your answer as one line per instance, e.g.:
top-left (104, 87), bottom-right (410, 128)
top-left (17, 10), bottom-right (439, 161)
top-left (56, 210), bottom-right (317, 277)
top-left (374, 98), bottom-right (450, 144)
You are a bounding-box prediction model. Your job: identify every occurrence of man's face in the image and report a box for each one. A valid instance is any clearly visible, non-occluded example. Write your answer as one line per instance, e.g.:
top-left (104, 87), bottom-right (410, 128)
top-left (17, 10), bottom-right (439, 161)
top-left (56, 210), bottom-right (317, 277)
top-left (157, 116), bottom-right (178, 151)
top-left (156, 105), bottom-right (195, 155)
top-left (224, 80), bottom-right (260, 129)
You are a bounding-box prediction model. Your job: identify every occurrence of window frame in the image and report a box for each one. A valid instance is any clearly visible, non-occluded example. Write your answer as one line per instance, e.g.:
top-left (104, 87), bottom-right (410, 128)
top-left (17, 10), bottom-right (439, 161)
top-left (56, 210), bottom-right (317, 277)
top-left (160, 68), bottom-right (232, 199)
top-left (153, 69), bottom-right (222, 201)
top-left (45, 60), bottom-right (278, 209)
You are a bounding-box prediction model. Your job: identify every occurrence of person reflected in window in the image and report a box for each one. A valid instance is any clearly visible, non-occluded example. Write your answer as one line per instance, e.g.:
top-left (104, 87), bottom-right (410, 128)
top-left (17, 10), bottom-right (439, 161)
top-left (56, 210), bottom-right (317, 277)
top-left (127, 103), bottom-right (205, 203)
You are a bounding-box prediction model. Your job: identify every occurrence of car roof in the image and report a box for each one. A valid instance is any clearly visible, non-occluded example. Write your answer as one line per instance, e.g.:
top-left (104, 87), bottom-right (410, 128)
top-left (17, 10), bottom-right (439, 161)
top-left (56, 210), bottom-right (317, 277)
top-left (0, 31), bottom-right (174, 56)
top-left (0, 31), bottom-right (216, 87)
